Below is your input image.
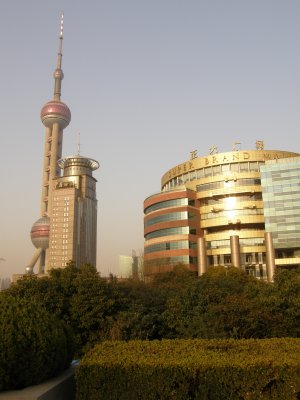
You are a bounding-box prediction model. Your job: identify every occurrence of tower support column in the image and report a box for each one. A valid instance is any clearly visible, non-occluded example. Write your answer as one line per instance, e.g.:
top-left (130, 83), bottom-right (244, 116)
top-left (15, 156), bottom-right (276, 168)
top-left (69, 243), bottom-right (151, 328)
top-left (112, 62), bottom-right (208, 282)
top-left (41, 126), bottom-right (52, 215)
top-left (48, 122), bottom-right (62, 217)
top-left (49, 122), bottom-right (61, 179)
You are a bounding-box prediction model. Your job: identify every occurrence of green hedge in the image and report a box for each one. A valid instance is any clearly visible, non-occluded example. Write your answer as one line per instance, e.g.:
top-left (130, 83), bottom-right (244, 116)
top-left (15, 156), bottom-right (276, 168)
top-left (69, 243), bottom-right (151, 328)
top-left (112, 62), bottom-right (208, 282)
top-left (0, 294), bottom-right (74, 391)
top-left (76, 338), bottom-right (300, 400)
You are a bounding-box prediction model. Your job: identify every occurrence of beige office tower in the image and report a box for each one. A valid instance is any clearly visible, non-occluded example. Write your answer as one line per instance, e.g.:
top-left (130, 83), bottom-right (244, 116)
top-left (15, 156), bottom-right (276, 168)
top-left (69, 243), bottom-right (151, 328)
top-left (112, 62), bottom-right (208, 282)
top-left (26, 15), bottom-right (99, 274)
top-left (48, 156), bottom-right (99, 271)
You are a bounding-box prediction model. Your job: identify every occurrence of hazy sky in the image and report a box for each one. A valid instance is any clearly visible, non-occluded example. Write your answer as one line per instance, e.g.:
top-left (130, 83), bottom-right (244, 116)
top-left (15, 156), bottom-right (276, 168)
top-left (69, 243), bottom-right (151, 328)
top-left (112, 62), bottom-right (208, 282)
top-left (1, 0), bottom-right (300, 278)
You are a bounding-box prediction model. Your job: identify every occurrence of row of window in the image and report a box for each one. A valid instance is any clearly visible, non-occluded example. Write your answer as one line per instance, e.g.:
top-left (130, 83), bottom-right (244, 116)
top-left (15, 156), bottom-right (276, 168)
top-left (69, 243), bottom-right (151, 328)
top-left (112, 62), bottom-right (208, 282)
top-left (145, 211), bottom-right (196, 227)
top-left (145, 227), bottom-right (197, 240)
top-left (145, 194), bottom-right (264, 217)
top-left (52, 204), bottom-right (70, 211)
top-left (267, 222), bottom-right (300, 230)
top-left (208, 237), bottom-right (265, 249)
top-left (261, 166), bottom-right (300, 176)
top-left (145, 253), bottom-right (269, 272)
top-left (145, 255), bottom-right (198, 267)
top-left (52, 213), bottom-right (69, 218)
top-left (262, 183), bottom-right (300, 193)
top-left (266, 215), bottom-right (300, 223)
top-left (50, 236), bottom-right (69, 242)
top-left (53, 197), bottom-right (70, 201)
top-left (201, 208), bottom-right (264, 220)
top-left (163, 162), bottom-right (264, 190)
top-left (207, 252), bottom-right (265, 266)
top-left (145, 198), bottom-right (195, 214)
top-left (262, 200), bottom-right (300, 208)
top-left (145, 237), bottom-right (266, 253)
top-left (196, 178), bottom-right (261, 193)
top-left (145, 240), bottom-right (197, 254)
top-left (52, 221), bottom-right (70, 226)
top-left (201, 193), bottom-right (262, 206)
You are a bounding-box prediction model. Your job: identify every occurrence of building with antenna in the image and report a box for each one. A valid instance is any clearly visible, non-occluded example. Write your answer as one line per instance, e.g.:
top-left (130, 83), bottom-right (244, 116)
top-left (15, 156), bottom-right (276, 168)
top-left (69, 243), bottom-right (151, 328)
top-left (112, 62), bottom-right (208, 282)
top-left (48, 155), bottom-right (99, 270)
top-left (26, 15), bottom-right (99, 274)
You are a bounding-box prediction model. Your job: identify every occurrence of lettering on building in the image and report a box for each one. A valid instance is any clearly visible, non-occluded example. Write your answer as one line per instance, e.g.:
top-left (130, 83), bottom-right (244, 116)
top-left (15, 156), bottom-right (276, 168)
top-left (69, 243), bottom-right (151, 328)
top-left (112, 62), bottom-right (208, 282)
top-left (210, 145), bottom-right (218, 155)
top-left (256, 140), bottom-right (264, 150)
top-left (232, 142), bottom-right (241, 151)
top-left (190, 150), bottom-right (197, 160)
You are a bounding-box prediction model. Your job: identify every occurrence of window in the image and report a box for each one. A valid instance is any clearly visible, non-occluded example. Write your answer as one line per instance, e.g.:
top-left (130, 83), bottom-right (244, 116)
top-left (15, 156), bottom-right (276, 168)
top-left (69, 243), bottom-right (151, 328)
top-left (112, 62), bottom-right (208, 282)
top-left (212, 165), bottom-right (221, 175)
top-left (240, 162), bottom-right (249, 172)
top-left (221, 164), bottom-right (230, 172)
top-left (145, 211), bottom-right (189, 227)
top-left (230, 163), bottom-right (239, 172)
top-left (145, 227), bottom-right (189, 240)
top-left (245, 254), bottom-right (252, 263)
top-left (145, 198), bottom-right (187, 214)
top-left (204, 167), bottom-right (212, 177)
top-left (224, 255), bottom-right (231, 265)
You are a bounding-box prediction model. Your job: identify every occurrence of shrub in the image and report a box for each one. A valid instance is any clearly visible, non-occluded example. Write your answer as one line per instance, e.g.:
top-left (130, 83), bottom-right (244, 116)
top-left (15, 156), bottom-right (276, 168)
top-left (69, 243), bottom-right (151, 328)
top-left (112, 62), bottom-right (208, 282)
top-left (76, 338), bottom-right (300, 400)
top-left (0, 293), bottom-right (74, 391)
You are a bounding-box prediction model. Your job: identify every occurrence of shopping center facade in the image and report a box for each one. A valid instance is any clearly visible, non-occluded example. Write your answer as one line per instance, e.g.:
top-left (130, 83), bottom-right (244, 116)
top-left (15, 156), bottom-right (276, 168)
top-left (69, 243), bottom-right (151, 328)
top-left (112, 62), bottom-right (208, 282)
top-left (143, 143), bottom-right (300, 281)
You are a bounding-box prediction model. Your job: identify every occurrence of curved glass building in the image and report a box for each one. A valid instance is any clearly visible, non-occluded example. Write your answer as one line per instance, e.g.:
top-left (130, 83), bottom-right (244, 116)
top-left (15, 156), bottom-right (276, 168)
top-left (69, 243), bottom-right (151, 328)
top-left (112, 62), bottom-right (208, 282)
top-left (144, 147), bottom-right (300, 281)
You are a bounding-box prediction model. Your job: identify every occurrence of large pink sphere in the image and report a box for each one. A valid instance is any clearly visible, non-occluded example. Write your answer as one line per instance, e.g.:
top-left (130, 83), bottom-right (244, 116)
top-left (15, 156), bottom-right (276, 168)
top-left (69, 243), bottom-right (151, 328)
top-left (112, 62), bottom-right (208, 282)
top-left (31, 217), bottom-right (50, 250)
top-left (41, 100), bottom-right (71, 129)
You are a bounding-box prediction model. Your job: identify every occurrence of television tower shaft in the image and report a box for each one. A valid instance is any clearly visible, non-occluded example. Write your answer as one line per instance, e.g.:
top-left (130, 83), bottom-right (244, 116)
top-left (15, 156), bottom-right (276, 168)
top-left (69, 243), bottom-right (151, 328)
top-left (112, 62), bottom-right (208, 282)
top-left (26, 14), bottom-right (71, 274)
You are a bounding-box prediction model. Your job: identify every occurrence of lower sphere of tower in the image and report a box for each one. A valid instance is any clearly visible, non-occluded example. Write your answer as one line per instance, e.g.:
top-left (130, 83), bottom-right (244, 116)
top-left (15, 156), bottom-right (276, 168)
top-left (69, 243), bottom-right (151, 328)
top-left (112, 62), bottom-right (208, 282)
top-left (31, 217), bottom-right (50, 250)
top-left (40, 100), bottom-right (71, 129)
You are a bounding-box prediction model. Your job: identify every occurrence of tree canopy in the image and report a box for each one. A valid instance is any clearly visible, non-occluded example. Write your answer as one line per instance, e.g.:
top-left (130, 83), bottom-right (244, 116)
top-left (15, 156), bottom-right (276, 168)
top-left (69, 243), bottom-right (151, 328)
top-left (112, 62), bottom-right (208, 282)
top-left (6, 263), bottom-right (300, 356)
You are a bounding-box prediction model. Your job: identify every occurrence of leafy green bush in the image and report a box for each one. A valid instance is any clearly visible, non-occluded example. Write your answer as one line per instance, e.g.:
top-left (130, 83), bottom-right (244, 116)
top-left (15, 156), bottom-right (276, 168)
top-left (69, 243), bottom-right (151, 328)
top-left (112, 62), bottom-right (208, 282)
top-left (0, 293), bottom-right (74, 391)
top-left (76, 338), bottom-right (300, 400)
top-left (6, 265), bottom-right (300, 355)
top-left (7, 264), bottom-right (115, 356)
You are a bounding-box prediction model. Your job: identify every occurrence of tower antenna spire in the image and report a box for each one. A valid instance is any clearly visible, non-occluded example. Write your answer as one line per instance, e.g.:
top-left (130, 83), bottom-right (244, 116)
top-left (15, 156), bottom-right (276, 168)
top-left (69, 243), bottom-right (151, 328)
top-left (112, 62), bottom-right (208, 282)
top-left (57, 12), bottom-right (64, 68)
top-left (53, 12), bottom-right (65, 101)
top-left (77, 132), bottom-right (81, 155)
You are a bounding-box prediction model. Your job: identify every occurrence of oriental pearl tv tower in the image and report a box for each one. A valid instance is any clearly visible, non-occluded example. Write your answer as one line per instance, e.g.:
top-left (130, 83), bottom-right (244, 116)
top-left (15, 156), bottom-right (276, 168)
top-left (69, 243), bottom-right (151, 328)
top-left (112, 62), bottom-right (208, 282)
top-left (26, 15), bottom-right (99, 274)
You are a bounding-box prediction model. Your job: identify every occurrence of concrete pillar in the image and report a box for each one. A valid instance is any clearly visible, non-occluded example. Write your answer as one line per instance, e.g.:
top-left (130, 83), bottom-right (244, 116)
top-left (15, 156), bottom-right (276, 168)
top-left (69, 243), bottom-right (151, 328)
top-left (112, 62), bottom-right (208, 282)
top-left (265, 232), bottom-right (275, 282)
top-left (230, 235), bottom-right (241, 268)
top-left (38, 250), bottom-right (45, 275)
top-left (49, 122), bottom-right (61, 180)
top-left (25, 248), bottom-right (42, 274)
top-left (197, 237), bottom-right (207, 275)
top-left (41, 127), bottom-right (52, 216)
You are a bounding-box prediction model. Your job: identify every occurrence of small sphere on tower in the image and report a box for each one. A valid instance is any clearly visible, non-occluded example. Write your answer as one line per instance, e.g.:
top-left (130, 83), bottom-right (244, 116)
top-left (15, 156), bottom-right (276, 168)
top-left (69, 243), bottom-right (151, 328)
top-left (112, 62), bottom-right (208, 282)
top-left (30, 217), bottom-right (50, 250)
top-left (41, 100), bottom-right (71, 129)
top-left (53, 68), bottom-right (64, 80)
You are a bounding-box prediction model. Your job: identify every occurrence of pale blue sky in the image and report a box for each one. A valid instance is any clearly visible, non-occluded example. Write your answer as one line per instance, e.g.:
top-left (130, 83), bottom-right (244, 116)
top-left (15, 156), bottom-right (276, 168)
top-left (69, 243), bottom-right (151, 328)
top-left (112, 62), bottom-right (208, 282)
top-left (0, 0), bottom-right (300, 277)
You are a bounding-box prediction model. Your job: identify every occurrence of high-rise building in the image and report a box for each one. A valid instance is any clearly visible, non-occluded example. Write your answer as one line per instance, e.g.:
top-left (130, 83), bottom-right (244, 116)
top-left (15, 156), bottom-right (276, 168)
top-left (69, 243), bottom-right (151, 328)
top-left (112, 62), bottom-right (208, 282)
top-left (143, 143), bottom-right (300, 281)
top-left (26, 15), bottom-right (99, 274)
top-left (260, 157), bottom-right (300, 268)
top-left (118, 252), bottom-right (144, 280)
top-left (0, 277), bottom-right (11, 291)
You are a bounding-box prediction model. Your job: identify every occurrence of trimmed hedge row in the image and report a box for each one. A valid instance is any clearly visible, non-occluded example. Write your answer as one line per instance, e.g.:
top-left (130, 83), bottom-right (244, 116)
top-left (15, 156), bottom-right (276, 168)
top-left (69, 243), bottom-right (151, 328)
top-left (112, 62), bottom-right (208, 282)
top-left (76, 338), bottom-right (300, 400)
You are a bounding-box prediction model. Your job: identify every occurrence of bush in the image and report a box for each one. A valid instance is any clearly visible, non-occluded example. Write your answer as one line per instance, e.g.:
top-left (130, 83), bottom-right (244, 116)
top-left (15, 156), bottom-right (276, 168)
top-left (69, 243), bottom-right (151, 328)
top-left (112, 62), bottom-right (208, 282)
top-left (0, 293), bottom-right (74, 391)
top-left (75, 338), bottom-right (300, 400)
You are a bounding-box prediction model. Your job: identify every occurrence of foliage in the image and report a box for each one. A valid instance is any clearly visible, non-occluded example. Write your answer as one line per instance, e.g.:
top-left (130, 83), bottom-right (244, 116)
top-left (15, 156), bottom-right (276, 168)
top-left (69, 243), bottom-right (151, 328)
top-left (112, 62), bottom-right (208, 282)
top-left (6, 264), bottom-right (300, 356)
top-left (160, 266), bottom-right (300, 340)
top-left (103, 278), bottom-right (167, 341)
top-left (7, 263), bottom-right (117, 356)
top-left (0, 293), bottom-right (73, 391)
top-left (75, 338), bottom-right (300, 400)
